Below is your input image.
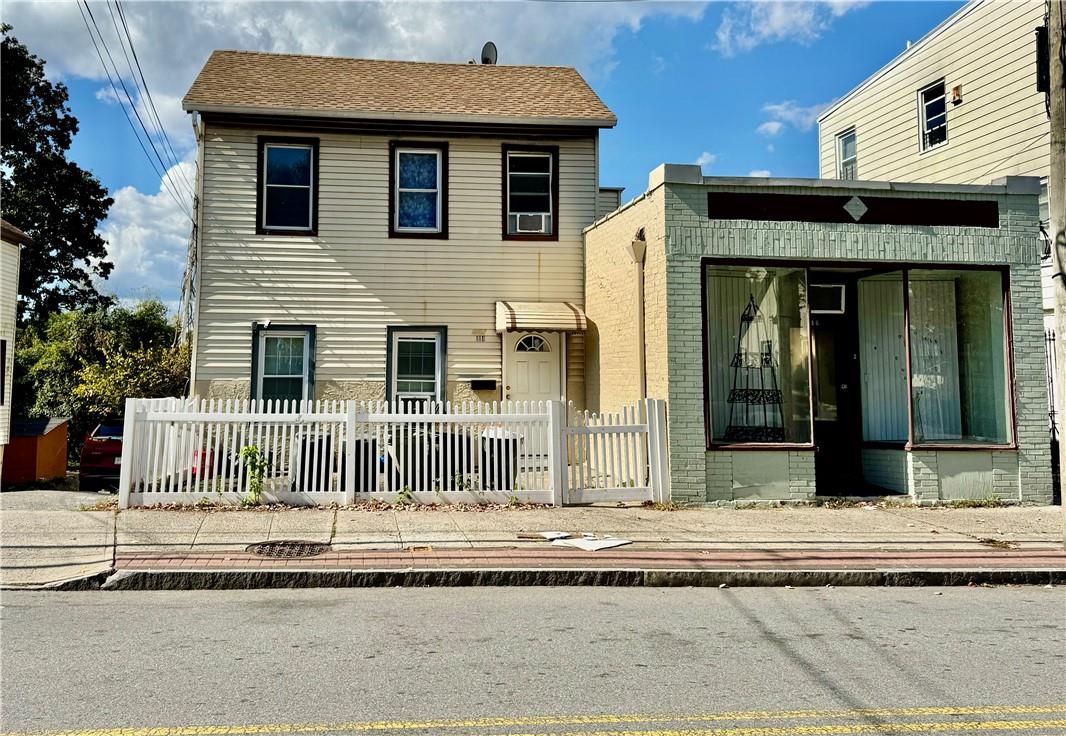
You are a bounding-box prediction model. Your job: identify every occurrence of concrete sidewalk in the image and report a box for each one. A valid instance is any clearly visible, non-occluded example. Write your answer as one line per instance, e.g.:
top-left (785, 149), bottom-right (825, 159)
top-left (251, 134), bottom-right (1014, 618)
top-left (1, 489), bottom-right (1063, 588)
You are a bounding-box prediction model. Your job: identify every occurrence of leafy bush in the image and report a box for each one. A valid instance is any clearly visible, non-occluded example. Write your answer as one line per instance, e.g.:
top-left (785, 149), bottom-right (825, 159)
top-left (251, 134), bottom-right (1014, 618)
top-left (13, 299), bottom-right (189, 461)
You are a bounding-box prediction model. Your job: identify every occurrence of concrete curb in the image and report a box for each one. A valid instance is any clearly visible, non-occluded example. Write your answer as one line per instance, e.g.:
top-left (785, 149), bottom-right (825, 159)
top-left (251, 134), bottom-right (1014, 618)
top-left (97, 566), bottom-right (1066, 591)
top-left (0, 568), bottom-right (114, 592)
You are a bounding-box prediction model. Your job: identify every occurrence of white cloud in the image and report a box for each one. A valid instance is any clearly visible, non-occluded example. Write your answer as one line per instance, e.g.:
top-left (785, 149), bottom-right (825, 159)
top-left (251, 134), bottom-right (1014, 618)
top-left (3, 0), bottom-right (707, 303)
top-left (760, 99), bottom-right (831, 132)
top-left (756, 120), bottom-right (784, 137)
top-left (713, 0), bottom-right (868, 56)
top-left (748, 169), bottom-right (773, 177)
top-left (95, 159), bottom-right (194, 306)
top-left (695, 151), bottom-right (716, 172)
top-left (7, 1), bottom-right (706, 96)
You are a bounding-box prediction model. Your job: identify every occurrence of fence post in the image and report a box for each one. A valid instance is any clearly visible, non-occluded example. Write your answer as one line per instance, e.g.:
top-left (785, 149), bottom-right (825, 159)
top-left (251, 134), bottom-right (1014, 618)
top-left (117, 397), bottom-right (138, 509)
top-left (645, 398), bottom-right (670, 503)
top-left (344, 400), bottom-right (357, 504)
top-left (547, 400), bottom-right (568, 506)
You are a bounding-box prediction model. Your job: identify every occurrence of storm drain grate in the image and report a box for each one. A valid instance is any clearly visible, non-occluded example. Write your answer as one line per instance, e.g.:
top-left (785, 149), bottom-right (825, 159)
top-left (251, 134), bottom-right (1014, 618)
top-left (246, 540), bottom-right (332, 558)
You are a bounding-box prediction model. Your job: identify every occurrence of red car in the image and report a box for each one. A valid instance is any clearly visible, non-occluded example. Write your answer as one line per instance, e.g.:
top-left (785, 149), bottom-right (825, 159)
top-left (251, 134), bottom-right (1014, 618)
top-left (79, 422), bottom-right (124, 491)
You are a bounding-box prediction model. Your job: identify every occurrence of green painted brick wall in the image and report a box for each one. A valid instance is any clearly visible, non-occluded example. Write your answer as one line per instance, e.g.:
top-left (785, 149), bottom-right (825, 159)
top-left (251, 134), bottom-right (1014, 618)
top-left (657, 181), bottom-right (1051, 504)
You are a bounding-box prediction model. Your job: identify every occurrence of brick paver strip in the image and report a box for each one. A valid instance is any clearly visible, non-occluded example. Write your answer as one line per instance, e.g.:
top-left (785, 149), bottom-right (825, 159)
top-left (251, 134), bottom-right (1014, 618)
top-left (115, 548), bottom-right (1066, 571)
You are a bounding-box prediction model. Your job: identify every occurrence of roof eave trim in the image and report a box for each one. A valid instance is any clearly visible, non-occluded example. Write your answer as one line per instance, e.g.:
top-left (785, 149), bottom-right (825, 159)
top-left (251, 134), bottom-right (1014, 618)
top-left (816, 0), bottom-right (982, 124)
top-left (0, 221), bottom-right (32, 246)
top-left (181, 102), bottom-right (617, 128)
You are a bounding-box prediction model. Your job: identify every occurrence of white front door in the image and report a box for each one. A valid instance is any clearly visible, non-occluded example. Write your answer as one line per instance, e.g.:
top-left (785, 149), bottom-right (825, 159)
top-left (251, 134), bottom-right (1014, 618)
top-left (503, 332), bottom-right (562, 403)
top-left (503, 331), bottom-right (562, 466)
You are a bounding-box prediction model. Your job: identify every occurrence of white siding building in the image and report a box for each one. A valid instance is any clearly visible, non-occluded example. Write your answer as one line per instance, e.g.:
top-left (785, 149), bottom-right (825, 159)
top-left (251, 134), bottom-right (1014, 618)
top-left (0, 219), bottom-right (28, 471)
top-left (816, 0), bottom-right (1053, 321)
top-left (182, 51), bottom-right (616, 407)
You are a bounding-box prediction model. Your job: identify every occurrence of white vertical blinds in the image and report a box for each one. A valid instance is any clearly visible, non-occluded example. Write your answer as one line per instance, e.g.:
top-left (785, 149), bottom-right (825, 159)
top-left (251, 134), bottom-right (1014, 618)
top-left (858, 277), bottom-right (909, 441)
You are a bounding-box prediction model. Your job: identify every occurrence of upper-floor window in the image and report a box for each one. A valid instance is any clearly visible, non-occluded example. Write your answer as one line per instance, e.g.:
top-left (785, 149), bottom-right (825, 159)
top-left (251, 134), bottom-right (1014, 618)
top-left (503, 145), bottom-right (559, 240)
top-left (258, 138), bottom-right (318, 234)
top-left (836, 129), bottom-right (857, 180)
top-left (390, 142), bottom-right (448, 237)
top-left (919, 80), bottom-right (948, 151)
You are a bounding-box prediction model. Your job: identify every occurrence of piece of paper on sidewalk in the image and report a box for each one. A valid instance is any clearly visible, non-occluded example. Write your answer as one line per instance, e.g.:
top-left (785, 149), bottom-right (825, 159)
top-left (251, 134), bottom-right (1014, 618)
top-left (552, 537), bottom-right (632, 551)
top-left (517, 531), bottom-right (571, 540)
top-left (537, 531), bottom-right (571, 540)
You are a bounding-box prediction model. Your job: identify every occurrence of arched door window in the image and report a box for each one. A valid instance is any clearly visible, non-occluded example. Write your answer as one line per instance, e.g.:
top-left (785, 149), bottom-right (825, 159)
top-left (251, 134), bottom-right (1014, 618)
top-left (515, 335), bottom-right (550, 352)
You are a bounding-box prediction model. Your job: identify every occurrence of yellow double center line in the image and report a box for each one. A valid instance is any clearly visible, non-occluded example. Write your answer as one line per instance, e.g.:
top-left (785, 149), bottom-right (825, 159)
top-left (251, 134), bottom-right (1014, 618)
top-left (5, 705), bottom-right (1065, 736)
top-left (479, 722), bottom-right (1066, 736)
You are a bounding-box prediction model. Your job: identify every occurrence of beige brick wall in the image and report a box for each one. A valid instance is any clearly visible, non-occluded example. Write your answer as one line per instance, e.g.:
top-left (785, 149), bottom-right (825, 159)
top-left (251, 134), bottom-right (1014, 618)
top-left (583, 188), bottom-right (665, 412)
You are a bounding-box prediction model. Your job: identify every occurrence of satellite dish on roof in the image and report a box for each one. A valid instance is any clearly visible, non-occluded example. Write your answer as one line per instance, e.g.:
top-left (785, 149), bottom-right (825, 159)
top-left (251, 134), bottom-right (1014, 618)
top-left (481, 41), bottom-right (498, 65)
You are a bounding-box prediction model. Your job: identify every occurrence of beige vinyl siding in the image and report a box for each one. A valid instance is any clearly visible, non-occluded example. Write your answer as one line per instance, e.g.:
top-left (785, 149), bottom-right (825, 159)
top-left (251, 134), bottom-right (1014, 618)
top-left (0, 240), bottom-right (19, 445)
top-left (818, 0), bottom-right (1049, 185)
top-left (195, 126), bottom-right (596, 394)
top-left (596, 188), bottom-right (623, 219)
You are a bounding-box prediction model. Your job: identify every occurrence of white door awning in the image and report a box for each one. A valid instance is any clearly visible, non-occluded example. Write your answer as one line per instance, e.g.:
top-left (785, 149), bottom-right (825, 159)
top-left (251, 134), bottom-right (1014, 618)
top-left (495, 301), bottom-right (587, 333)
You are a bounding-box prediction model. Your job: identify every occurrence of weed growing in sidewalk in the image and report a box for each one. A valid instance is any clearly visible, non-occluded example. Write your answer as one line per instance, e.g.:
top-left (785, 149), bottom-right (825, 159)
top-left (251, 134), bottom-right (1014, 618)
top-left (79, 498), bottom-right (118, 511)
top-left (641, 500), bottom-right (689, 511)
top-left (239, 446), bottom-right (267, 506)
top-left (394, 486), bottom-right (414, 505)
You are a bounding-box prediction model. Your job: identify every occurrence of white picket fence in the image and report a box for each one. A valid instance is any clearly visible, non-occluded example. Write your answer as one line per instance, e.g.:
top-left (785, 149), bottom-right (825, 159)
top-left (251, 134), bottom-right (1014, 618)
top-left (117, 397), bottom-right (669, 508)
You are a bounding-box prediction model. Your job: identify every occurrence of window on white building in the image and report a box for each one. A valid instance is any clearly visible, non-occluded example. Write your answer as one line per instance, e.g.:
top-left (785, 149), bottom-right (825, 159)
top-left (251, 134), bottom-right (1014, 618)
top-left (919, 80), bottom-right (948, 150)
top-left (836, 129), bottom-right (857, 179)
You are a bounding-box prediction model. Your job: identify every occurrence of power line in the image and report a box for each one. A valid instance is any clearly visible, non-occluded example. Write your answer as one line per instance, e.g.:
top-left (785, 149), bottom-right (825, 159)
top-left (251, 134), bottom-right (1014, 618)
top-left (104, 1), bottom-right (183, 178)
top-left (79, 0), bottom-right (193, 219)
top-left (966, 129), bottom-right (1051, 185)
top-left (84, 0), bottom-right (193, 205)
top-left (112, 0), bottom-right (196, 196)
top-left (77, 0), bottom-right (181, 212)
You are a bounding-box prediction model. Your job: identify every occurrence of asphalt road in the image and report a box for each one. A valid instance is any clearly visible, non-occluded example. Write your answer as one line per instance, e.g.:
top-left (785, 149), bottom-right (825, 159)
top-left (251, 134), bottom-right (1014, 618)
top-left (1, 587), bottom-right (1064, 735)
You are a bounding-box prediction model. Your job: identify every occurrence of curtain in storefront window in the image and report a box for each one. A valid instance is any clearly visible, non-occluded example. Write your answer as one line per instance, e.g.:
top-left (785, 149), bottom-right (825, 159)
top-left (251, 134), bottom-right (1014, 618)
top-left (705, 265), bottom-right (811, 443)
top-left (908, 270), bottom-right (1009, 444)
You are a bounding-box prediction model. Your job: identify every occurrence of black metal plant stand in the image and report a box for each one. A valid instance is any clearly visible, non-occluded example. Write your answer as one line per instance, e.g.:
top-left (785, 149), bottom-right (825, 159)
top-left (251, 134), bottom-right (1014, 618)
top-left (724, 293), bottom-right (785, 442)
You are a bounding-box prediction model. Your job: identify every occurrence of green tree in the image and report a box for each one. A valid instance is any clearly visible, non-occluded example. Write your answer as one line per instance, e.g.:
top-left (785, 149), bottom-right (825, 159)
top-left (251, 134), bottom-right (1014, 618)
top-left (15, 299), bottom-right (188, 460)
top-left (1, 24), bottom-right (114, 323)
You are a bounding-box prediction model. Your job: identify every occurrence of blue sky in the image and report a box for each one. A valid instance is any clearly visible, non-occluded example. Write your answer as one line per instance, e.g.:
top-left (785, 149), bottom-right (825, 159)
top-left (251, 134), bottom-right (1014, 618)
top-left (4, 0), bottom-right (965, 307)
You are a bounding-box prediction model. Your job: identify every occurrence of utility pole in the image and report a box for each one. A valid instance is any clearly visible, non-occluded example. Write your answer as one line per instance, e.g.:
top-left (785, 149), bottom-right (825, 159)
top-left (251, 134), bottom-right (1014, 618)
top-left (1046, 0), bottom-right (1064, 536)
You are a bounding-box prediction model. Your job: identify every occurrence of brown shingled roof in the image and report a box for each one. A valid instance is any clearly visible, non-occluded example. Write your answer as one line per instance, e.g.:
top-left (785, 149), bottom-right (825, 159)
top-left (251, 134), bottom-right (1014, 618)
top-left (0, 219), bottom-right (32, 246)
top-left (182, 50), bottom-right (616, 127)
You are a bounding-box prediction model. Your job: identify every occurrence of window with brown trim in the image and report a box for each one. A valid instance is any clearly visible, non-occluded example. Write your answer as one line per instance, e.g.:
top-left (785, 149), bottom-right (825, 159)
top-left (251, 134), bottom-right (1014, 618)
top-left (256, 137), bottom-right (319, 235)
top-left (704, 265), bottom-right (812, 445)
top-left (907, 269), bottom-right (1011, 445)
top-left (502, 145), bottom-right (559, 240)
top-left (702, 260), bottom-right (1015, 451)
top-left (389, 141), bottom-right (448, 238)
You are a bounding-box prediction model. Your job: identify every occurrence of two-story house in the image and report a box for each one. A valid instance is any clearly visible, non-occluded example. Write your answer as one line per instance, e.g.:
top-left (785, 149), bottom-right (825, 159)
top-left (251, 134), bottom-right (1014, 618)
top-left (181, 50), bottom-right (616, 408)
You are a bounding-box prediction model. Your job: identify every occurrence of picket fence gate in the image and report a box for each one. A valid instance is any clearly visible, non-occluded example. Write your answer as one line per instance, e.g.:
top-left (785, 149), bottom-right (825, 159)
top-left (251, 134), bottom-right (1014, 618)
top-left (117, 397), bottom-right (669, 508)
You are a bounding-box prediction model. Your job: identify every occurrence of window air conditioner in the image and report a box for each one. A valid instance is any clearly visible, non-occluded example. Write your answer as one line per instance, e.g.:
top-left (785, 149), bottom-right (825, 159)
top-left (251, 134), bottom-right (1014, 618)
top-left (516, 213), bottom-right (548, 233)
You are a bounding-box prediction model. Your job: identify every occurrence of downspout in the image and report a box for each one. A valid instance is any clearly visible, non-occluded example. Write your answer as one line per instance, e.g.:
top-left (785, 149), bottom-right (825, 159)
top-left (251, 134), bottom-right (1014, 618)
top-left (627, 231), bottom-right (648, 400)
